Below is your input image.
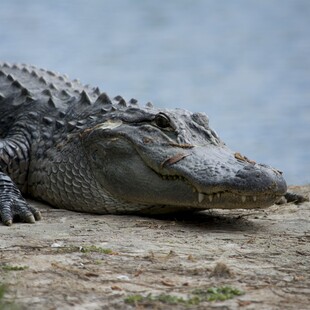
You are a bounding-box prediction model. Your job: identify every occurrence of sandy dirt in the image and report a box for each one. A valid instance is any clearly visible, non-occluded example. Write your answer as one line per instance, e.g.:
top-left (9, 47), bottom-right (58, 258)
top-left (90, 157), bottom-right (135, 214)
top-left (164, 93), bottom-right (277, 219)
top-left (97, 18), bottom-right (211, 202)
top-left (0, 185), bottom-right (309, 309)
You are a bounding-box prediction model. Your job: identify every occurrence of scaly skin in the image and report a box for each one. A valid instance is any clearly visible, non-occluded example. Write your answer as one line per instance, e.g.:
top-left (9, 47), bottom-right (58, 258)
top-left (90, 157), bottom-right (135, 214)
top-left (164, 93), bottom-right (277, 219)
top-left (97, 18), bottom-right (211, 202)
top-left (0, 62), bottom-right (287, 225)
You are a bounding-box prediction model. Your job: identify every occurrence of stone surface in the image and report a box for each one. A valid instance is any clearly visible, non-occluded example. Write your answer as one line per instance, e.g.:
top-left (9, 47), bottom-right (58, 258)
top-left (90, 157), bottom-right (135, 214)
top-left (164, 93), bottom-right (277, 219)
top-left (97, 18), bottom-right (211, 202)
top-left (0, 185), bottom-right (309, 309)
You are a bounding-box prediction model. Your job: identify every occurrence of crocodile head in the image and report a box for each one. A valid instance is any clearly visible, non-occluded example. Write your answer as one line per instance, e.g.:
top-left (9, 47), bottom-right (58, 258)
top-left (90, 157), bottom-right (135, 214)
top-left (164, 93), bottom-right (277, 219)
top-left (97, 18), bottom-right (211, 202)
top-left (82, 106), bottom-right (287, 213)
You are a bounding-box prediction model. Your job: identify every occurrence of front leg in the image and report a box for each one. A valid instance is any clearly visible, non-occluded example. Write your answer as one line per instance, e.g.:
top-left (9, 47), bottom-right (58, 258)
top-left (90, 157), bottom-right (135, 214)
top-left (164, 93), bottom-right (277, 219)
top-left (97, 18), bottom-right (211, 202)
top-left (0, 134), bottom-right (41, 225)
top-left (0, 171), bottom-right (41, 225)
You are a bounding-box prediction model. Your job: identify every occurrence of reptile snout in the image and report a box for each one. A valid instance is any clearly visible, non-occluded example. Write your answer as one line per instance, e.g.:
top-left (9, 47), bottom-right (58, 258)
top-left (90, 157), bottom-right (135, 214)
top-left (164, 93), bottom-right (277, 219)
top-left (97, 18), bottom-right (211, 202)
top-left (235, 163), bottom-right (287, 195)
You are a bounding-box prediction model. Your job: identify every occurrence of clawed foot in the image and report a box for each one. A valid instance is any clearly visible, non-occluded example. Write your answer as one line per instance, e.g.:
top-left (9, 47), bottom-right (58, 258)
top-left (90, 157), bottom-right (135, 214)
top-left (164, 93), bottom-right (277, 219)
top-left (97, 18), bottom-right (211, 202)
top-left (284, 192), bottom-right (309, 204)
top-left (276, 191), bottom-right (309, 205)
top-left (0, 173), bottom-right (41, 226)
top-left (0, 198), bottom-right (42, 226)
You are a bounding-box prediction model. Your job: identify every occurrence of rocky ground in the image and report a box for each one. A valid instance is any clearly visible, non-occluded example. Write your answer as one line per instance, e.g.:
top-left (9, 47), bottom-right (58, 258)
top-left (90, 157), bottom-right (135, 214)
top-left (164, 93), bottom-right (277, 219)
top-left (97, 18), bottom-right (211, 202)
top-left (0, 185), bottom-right (309, 310)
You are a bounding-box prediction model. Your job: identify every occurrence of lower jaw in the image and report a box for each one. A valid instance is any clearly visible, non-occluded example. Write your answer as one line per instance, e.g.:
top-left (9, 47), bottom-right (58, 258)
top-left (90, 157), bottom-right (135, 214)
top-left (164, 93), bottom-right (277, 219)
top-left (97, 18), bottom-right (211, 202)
top-left (132, 192), bottom-right (283, 215)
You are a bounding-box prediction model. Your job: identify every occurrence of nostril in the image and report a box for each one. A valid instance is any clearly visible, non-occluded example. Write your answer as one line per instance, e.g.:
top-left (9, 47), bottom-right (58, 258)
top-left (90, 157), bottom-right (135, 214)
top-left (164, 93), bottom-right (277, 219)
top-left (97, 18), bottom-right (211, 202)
top-left (236, 165), bottom-right (262, 179)
top-left (243, 166), bottom-right (252, 171)
top-left (236, 172), bottom-right (246, 179)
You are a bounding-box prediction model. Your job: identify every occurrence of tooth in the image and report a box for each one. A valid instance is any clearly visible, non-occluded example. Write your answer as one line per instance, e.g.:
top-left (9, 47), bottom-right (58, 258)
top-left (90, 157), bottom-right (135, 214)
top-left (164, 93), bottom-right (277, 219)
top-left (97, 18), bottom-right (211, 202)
top-left (217, 193), bottom-right (221, 199)
top-left (198, 193), bottom-right (205, 203)
top-left (242, 196), bottom-right (246, 203)
top-left (253, 196), bottom-right (257, 202)
top-left (208, 195), bottom-right (213, 202)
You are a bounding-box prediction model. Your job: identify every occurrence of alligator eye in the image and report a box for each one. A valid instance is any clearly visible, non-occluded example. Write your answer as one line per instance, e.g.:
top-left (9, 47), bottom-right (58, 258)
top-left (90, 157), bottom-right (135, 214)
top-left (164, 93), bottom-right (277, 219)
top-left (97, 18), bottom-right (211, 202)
top-left (154, 113), bottom-right (171, 128)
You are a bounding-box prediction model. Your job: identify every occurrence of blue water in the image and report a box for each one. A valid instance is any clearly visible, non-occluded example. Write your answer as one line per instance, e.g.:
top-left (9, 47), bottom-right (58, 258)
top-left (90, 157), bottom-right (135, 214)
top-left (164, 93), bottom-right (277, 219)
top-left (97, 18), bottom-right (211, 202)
top-left (1, 0), bottom-right (309, 184)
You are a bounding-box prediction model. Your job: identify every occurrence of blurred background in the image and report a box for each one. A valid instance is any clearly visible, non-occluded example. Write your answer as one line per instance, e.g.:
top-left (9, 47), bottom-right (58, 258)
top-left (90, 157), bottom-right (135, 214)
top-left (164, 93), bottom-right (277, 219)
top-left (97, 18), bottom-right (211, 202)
top-left (0, 0), bottom-right (309, 185)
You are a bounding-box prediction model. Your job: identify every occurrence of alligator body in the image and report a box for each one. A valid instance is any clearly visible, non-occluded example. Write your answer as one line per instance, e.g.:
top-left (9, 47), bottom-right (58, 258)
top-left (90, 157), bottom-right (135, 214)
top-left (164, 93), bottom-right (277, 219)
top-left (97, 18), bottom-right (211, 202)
top-left (0, 62), bottom-right (287, 225)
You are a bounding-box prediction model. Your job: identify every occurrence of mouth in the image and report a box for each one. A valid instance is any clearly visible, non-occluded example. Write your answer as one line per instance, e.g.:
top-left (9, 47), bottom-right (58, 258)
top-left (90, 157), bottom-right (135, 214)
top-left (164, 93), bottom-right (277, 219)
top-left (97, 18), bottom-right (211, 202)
top-left (195, 191), bottom-right (282, 209)
top-left (160, 173), bottom-right (284, 209)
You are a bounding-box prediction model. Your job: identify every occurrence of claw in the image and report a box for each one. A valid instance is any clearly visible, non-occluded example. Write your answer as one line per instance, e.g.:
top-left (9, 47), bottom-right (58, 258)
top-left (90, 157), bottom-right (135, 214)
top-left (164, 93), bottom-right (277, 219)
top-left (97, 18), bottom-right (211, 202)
top-left (4, 219), bottom-right (12, 226)
top-left (25, 214), bottom-right (36, 224)
top-left (34, 211), bottom-right (42, 221)
top-left (30, 206), bottom-right (42, 221)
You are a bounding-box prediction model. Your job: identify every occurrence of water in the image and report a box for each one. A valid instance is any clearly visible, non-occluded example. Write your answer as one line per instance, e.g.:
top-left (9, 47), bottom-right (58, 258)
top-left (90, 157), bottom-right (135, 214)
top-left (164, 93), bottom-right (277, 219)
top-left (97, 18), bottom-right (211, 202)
top-left (1, 0), bottom-right (309, 184)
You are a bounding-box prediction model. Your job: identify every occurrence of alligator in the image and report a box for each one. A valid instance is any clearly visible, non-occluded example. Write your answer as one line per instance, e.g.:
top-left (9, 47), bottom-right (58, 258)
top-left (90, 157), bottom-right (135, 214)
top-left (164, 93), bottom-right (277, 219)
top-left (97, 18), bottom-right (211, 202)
top-left (0, 62), bottom-right (288, 226)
